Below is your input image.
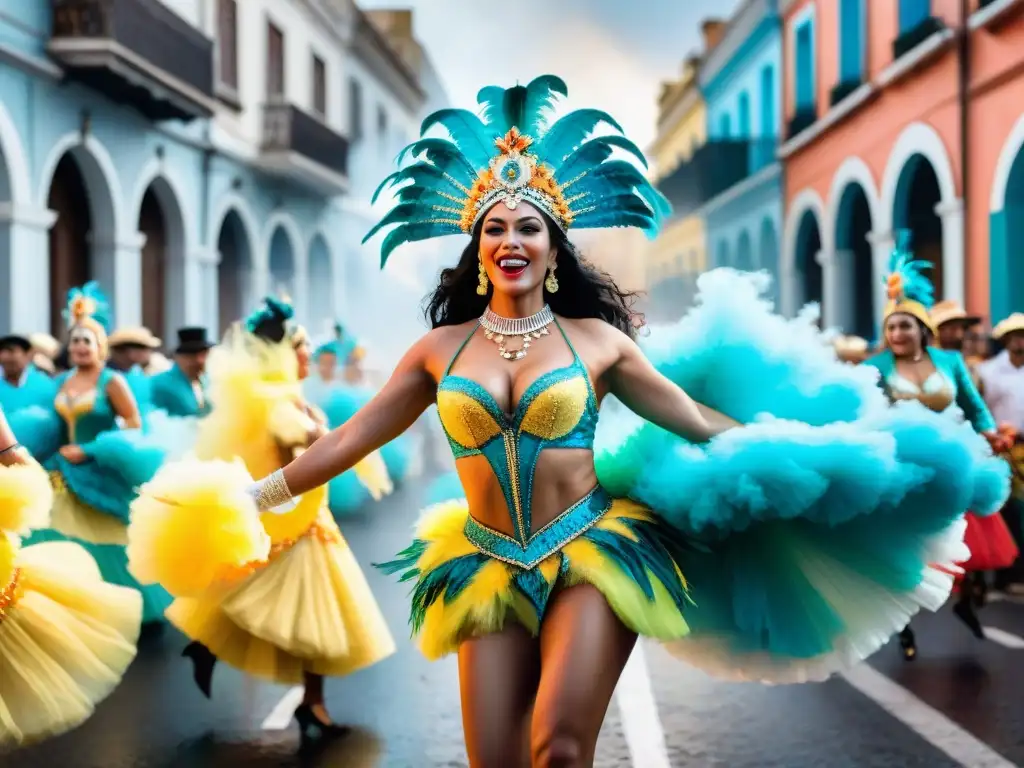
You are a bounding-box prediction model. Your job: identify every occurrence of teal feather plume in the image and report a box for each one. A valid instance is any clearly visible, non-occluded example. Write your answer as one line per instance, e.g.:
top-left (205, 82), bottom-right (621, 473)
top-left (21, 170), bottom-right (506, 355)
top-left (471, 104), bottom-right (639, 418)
top-left (556, 135), bottom-right (648, 182)
top-left (363, 203), bottom-right (459, 244)
top-left (372, 164), bottom-right (465, 205)
top-left (380, 222), bottom-right (462, 267)
top-left (64, 281), bottom-right (112, 332)
top-left (535, 109), bottom-right (624, 164)
top-left (419, 109), bottom-right (493, 167)
top-left (477, 75), bottom-right (567, 137)
top-left (395, 138), bottom-right (477, 185)
top-left (244, 296), bottom-right (294, 334)
top-left (885, 230), bottom-right (935, 309)
top-left (572, 211), bottom-right (662, 236)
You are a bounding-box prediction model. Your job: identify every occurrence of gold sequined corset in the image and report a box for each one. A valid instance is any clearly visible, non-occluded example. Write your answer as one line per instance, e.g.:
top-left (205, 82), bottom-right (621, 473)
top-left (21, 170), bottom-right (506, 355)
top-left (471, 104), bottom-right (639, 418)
top-left (435, 320), bottom-right (599, 547)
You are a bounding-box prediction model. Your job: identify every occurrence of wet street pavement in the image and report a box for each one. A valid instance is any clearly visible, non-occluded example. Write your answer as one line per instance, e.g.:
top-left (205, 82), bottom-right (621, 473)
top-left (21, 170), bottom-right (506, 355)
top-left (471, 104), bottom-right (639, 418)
top-left (5, 470), bottom-right (1024, 768)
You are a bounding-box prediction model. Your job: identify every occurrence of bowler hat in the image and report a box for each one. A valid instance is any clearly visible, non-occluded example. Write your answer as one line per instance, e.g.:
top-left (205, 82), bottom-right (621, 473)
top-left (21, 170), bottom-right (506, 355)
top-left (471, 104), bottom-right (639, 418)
top-left (175, 327), bottom-right (214, 354)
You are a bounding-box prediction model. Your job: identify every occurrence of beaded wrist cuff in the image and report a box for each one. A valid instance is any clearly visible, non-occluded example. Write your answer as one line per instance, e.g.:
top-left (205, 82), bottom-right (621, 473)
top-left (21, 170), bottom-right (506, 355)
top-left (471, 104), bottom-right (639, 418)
top-left (251, 469), bottom-right (295, 512)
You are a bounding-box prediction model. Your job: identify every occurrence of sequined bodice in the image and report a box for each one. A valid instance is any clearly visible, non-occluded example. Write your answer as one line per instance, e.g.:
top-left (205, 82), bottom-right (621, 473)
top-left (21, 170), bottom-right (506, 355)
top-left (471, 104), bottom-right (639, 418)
top-left (54, 368), bottom-right (117, 444)
top-left (887, 370), bottom-right (955, 413)
top-left (436, 319), bottom-right (599, 546)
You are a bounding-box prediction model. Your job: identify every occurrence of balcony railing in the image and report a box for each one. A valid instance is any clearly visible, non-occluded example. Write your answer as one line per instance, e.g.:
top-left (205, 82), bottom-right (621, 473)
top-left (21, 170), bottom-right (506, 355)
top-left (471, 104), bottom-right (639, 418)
top-left (830, 78), bottom-right (862, 107)
top-left (787, 107), bottom-right (817, 140)
top-left (49, 0), bottom-right (214, 121)
top-left (657, 138), bottom-right (778, 218)
top-left (260, 102), bottom-right (350, 194)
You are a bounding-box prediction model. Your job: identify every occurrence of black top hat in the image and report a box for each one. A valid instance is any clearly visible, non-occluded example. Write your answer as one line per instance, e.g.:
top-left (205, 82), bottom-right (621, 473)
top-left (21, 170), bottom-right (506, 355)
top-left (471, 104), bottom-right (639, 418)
top-left (175, 327), bottom-right (214, 354)
top-left (0, 333), bottom-right (32, 352)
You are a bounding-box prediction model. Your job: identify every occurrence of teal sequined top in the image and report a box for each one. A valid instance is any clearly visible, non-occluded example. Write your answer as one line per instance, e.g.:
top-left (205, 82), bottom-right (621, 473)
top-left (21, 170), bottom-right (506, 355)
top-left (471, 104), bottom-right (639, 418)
top-left (435, 319), bottom-right (603, 567)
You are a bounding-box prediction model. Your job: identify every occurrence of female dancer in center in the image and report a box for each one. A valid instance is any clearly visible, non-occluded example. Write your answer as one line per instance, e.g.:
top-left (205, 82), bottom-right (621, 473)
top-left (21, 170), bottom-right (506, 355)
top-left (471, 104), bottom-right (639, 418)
top-left (863, 242), bottom-right (1019, 659)
top-left (132, 76), bottom-right (1008, 766)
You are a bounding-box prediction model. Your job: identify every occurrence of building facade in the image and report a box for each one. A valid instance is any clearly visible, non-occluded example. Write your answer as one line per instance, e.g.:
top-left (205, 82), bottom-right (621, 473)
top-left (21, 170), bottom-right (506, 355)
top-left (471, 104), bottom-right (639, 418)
top-left (0, 0), bottom-right (444, 347)
top-left (780, 0), bottom-right (1024, 338)
top-left (647, 53), bottom-right (709, 320)
top-left (700, 0), bottom-right (784, 308)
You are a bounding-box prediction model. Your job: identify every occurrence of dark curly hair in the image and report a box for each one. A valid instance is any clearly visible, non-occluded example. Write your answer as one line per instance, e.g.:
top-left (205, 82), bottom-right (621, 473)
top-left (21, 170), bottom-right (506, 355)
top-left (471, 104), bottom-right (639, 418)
top-left (424, 211), bottom-right (642, 338)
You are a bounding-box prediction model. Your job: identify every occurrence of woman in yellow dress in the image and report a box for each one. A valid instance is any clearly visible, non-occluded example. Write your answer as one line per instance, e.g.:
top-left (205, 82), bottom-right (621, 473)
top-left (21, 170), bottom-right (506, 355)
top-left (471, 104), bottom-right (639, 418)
top-left (127, 297), bottom-right (395, 741)
top-left (0, 405), bottom-right (141, 748)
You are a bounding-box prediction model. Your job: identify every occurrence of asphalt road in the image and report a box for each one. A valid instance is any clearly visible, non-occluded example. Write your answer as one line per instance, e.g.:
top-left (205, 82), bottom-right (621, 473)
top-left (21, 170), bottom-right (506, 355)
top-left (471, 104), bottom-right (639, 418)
top-left (5, 471), bottom-right (1023, 768)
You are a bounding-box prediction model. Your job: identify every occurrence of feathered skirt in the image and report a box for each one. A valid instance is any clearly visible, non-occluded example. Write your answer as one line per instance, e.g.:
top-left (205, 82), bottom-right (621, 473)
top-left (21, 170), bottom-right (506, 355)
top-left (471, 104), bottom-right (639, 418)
top-left (0, 462), bottom-right (141, 748)
top-left (127, 467), bottom-right (396, 685)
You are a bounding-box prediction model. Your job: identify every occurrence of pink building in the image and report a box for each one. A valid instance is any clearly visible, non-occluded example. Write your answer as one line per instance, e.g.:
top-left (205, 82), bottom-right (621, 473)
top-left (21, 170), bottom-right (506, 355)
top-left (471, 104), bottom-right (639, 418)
top-left (780, 0), bottom-right (1024, 339)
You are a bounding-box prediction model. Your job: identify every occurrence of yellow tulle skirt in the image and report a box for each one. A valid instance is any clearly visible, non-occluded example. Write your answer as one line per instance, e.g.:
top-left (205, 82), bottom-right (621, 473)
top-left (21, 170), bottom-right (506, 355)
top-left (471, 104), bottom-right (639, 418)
top-left (164, 509), bottom-right (396, 684)
top-left (0, 540), bottom-right (142, 747)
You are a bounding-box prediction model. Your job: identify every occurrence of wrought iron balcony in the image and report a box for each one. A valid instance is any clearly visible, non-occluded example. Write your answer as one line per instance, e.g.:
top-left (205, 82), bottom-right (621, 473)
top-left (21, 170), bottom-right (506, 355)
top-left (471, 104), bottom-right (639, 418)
top-left (259, 102), bottom-right (350, 195)
top-left (48, 0), bottom-right (215, 121)
top-left (657, 138), bottom-right (777, 219)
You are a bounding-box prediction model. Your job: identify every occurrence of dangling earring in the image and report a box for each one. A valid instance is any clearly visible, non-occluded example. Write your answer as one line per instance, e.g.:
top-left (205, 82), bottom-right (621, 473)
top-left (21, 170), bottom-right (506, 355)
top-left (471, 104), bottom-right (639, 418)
top-left (477, 259), bottom-right (489, 296)
top-left (545, 265), bottom-right (559, 294)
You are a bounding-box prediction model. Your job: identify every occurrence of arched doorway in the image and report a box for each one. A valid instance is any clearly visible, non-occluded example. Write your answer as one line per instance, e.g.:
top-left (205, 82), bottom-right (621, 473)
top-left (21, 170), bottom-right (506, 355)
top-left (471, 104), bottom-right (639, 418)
top-left (308, 234), bottom-right (333, 334)
top-left (795, 210), bottom-right (823, 311)
top-left (835, 183), bottom-right (874, 338)
top-left (892, 155), bottom-right (943, 297)
top-left (47, 155), bottom-right (94, 334)
top-left (759, 218), bottom-right (779, 304)
top-left (991, 139), bottom-right (1024, 317)
top-left (735, 230), bottom-right (754, 271)
top-left (138, 189), bottom-right (166, 338)
top-left (716, 240), bottom-right (730, 269)
top-left (217, 210), bottom-right (253, 333)
top-left (268, 226), bottom-right (295, 300)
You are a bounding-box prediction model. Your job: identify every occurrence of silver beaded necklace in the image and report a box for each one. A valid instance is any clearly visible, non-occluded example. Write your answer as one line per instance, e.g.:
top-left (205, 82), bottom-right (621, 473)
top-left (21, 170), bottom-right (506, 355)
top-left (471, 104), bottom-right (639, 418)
top-left (479, 304), bottom-right (554, 361)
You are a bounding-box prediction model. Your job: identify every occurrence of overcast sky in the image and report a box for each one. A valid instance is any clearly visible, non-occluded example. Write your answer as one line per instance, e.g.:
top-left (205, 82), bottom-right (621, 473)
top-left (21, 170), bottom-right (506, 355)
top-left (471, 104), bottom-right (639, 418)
top-left (358, 0), bottom-right (742, 150)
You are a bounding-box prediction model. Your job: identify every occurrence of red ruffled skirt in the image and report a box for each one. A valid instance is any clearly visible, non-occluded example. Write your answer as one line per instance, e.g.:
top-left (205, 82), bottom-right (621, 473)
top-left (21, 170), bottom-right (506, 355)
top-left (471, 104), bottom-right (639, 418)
top-left (958, 511), bottom-right (1019, 572)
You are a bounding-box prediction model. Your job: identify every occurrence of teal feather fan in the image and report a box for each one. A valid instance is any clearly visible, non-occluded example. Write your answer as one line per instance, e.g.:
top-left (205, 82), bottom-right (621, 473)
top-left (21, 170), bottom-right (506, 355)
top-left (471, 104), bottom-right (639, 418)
top-left (884, 230), bottom-right (935, 308)
top-left (365, 74), bottom-right (670, 266)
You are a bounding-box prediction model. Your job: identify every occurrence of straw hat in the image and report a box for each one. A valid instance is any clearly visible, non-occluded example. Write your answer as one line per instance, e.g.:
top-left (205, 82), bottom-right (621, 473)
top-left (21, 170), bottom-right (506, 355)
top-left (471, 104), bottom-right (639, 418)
top-left (930, 299), bottom-right (980, 329)
top-left (108, 327), bottom-right (162, 349)
top-left (992, 313), bottom-right (1024, 340)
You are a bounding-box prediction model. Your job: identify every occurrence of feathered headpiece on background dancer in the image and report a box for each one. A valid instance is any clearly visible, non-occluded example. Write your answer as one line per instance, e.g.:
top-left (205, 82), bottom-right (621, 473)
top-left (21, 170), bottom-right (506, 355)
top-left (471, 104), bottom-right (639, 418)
top-left (882, 231), bottom-right (937, 336)
top-left (363, 74), bottom-right (671, 266)
top-left (63, 281), bottom-right (112, 356)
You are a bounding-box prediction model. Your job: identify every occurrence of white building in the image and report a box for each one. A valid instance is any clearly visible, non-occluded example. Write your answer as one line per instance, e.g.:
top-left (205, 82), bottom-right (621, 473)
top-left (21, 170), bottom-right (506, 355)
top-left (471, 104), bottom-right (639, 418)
top-left (0, 0), bottom-right (447, 346)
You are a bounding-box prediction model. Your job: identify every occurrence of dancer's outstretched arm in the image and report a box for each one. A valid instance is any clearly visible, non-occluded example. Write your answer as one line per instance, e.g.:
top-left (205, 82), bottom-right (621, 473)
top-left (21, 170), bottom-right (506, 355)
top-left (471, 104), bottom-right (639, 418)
top-left (605, 325), bottom-right (740, 442)
top-left (257, 335), bottom-right (436, 507)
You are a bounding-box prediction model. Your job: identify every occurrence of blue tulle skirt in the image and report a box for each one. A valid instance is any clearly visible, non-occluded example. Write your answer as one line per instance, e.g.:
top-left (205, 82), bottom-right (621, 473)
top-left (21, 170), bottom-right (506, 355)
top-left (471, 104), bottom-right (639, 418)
top-left (586, 269), bottom-right (1010, 682)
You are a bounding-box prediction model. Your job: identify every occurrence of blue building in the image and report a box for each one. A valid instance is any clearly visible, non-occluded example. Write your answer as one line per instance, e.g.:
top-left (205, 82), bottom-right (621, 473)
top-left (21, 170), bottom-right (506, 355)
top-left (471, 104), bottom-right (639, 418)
top-left (0, 0), bottom-right (356, 341)
top-left (698, 0), bottom-right (783, 302)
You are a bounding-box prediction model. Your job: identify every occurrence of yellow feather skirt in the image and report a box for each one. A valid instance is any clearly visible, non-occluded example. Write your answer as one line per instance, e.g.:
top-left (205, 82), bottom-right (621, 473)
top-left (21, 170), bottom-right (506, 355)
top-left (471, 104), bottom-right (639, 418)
top-left (164, 508), bottom-right (396, 684)
top-left (0, 539), bottom-right (142, 747)
top-left (377, 497), bottom-right (692, 660)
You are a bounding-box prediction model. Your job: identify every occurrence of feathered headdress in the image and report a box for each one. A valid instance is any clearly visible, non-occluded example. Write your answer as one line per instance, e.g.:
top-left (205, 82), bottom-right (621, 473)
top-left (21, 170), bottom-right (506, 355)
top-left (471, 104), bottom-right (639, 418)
top-left (364, 74), bottom-right (670, 266)
top-left (244, 296), bottom-right (295, 343)
top-left (63, 281), bottom-right (111, 333)
top-left (883, 231), bottom-right (937, 335)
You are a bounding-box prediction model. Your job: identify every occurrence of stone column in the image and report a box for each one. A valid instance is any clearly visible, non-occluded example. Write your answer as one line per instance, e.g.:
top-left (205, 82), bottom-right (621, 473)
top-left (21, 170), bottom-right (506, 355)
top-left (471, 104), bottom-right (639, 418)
top-left (815, 249), bottom-right (837, 329)
top-left (89, 231), bottom-right (146, 328)
top-left (176, 246), bottom-right (217, 330)
top-left (935, 198), bottom-right (965, 306)
top-left (0, 204), bottom-right (56, 333)
top-left (867, 229), bottom-right (894, 339)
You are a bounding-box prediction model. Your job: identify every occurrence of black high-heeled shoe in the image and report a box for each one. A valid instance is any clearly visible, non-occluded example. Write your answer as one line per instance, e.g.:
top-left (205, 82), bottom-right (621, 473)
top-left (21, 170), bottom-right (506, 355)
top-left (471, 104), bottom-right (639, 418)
top-left (953, 600), bottom-right (985, 639)
top-left (898, 626), bottom-right (917, 661)
top-left (293, 704), bottom-right (350, 743)
top-left (182, 641), bottom-right (217, 698)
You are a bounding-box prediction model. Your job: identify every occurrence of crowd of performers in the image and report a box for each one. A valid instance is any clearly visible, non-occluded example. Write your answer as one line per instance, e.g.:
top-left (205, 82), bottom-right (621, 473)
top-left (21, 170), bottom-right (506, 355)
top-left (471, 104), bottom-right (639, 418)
top-left (0, 73), bottom-right (1021, 765)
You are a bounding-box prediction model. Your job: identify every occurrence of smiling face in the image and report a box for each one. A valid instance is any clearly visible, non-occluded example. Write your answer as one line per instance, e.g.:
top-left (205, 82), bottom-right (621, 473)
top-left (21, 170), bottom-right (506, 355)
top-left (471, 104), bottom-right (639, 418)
top-left (479, 201), bottom-right (557, 299)
top-left (68, 325), bottom-right (103, 368)
top-left (884, 313), bottom-right (925, 358)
